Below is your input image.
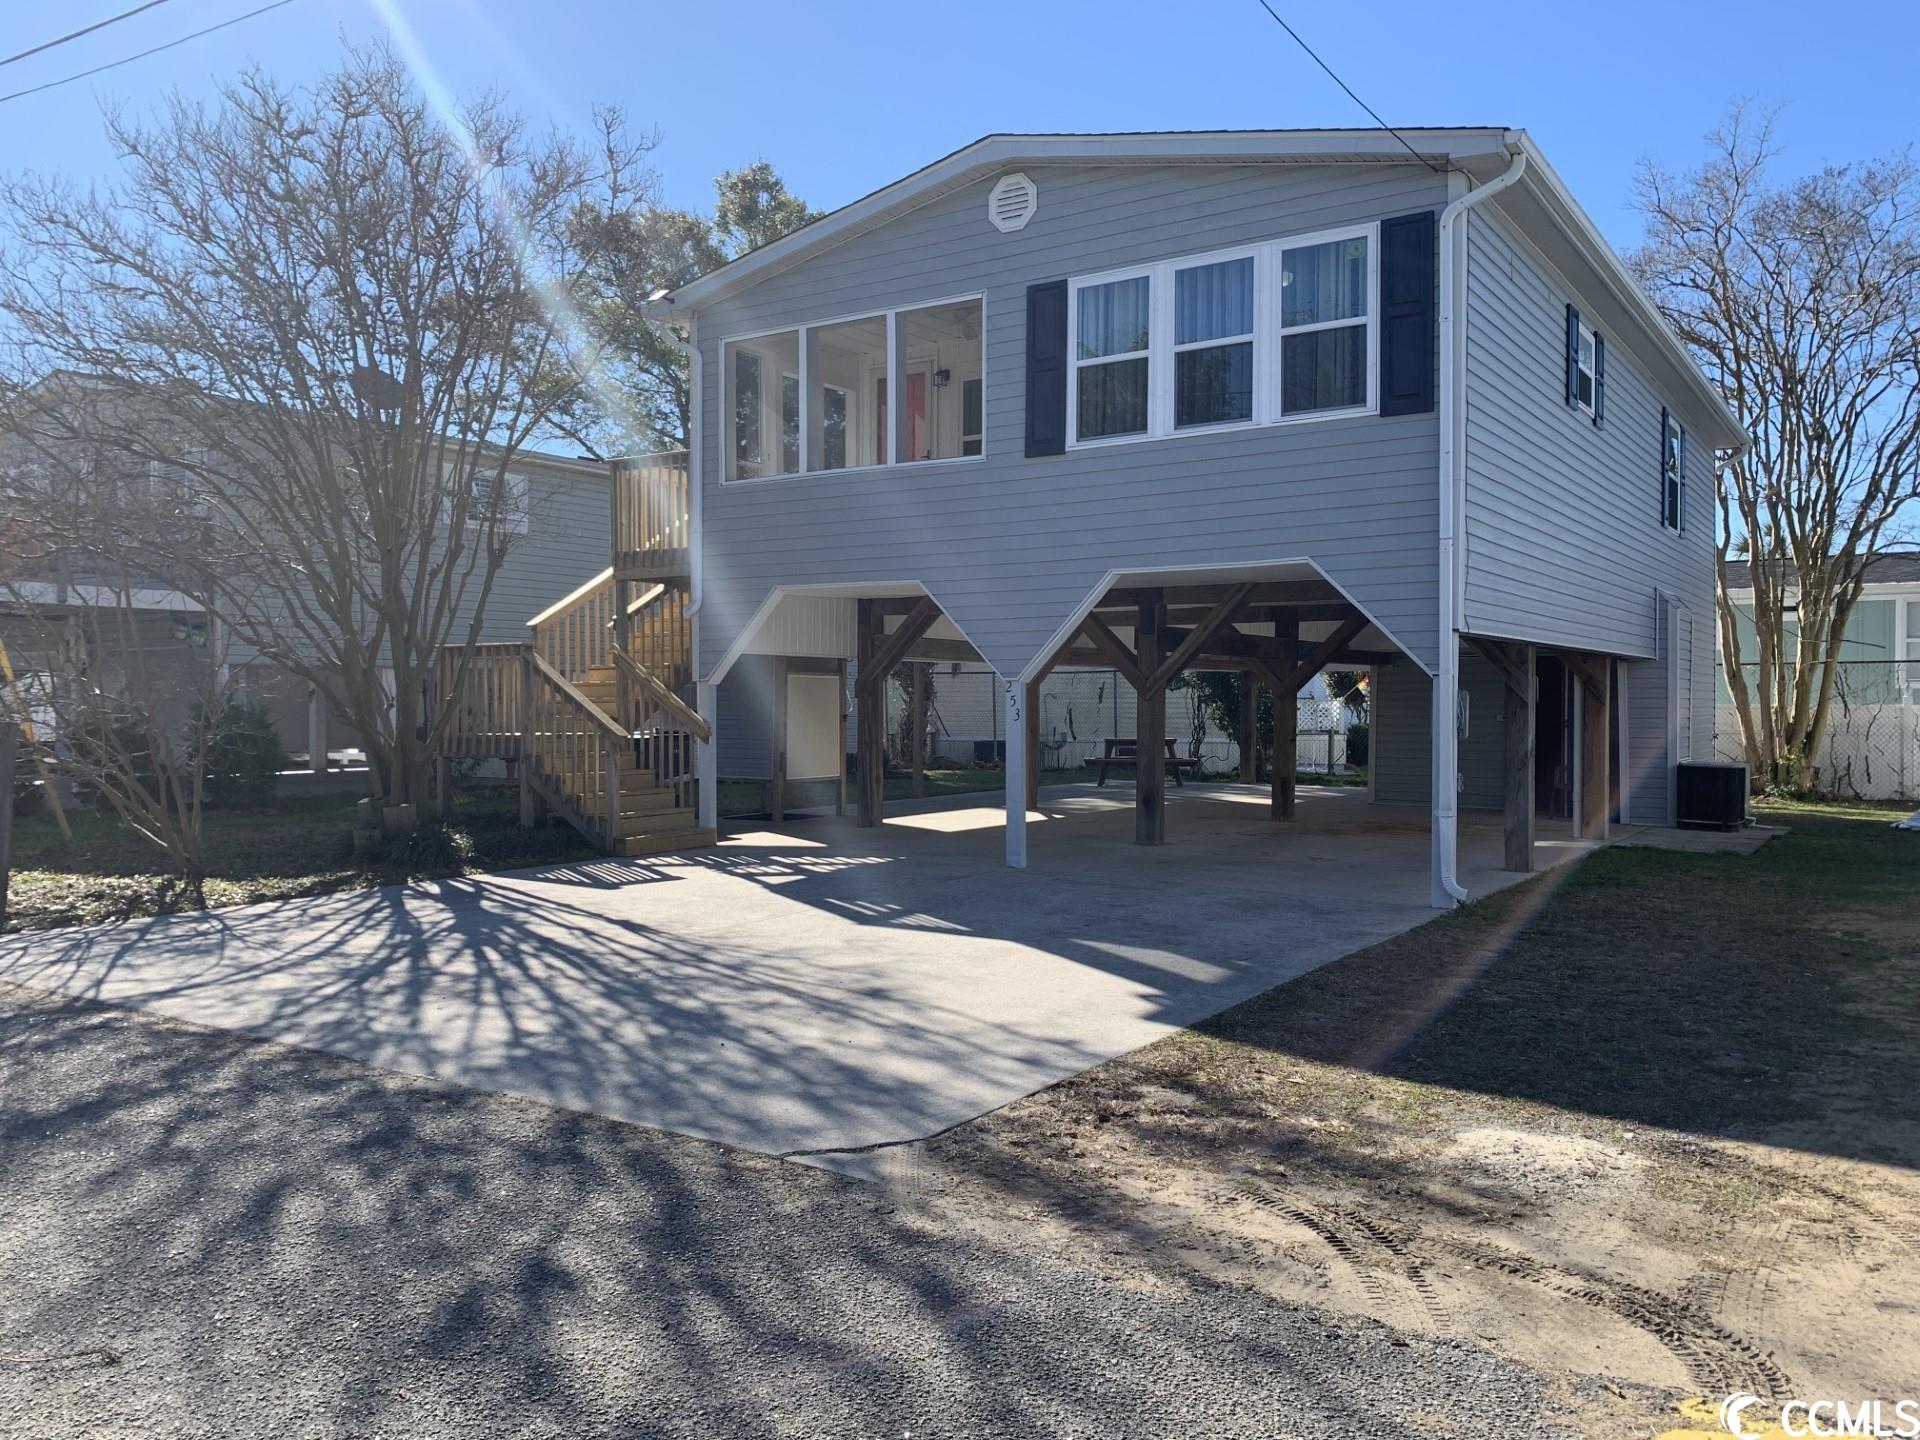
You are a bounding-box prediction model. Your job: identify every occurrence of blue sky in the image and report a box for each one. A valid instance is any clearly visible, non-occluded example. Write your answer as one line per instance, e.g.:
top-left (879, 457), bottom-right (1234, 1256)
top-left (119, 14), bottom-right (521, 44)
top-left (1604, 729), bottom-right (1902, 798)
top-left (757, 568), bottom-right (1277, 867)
top-left (1, 0), bottom-right (1914, 252)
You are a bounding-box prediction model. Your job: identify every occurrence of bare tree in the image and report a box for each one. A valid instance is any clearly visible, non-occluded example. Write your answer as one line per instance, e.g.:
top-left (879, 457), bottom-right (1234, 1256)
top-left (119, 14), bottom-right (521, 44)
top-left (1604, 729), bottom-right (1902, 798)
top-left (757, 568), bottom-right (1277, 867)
top-left (1, 462), bottom-right (237, 901)
top-left (0, 47), bottom-right (643, 817)
top-left (1632, 107), bottom-right (1920, 791)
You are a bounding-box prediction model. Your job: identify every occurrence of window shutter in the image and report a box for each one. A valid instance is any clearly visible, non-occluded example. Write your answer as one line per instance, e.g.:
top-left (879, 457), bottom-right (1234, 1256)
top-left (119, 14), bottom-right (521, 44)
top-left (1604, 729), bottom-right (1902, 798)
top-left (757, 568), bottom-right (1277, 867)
top-left (1659, 405), bottom-right (1671, 526)
top-left (1378, 210), bottom-right (1437, 416)
top-left (1591, 332), bottom-right (1605, 426)
top-left (1025, 279), bottom-right (1068, 457)
top-left (1565, 304), bottom-right (1581, 407)
top-left (1676, 423), bottom-right (1688, 534)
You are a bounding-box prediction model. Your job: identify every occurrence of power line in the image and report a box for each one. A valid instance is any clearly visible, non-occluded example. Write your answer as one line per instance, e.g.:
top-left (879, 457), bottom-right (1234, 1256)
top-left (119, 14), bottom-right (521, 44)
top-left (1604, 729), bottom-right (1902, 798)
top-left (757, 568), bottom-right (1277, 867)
top-left (0, 0), bottom-right (297, 106)
top-left (0, 0), bottom-right (174, 70)
top-left (1249, 0), bottom-right (1447, 174)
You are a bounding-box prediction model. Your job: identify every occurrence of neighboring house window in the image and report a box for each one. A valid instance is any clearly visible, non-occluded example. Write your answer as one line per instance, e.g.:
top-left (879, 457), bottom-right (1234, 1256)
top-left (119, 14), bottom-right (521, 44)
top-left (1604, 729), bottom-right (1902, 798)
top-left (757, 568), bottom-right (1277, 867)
top-left (461, 469), bottom-right (529, 534)
top-left (961, 377), bottom-right (983, 456)
top-left (1066, 223), bottom-right (1376, 447)
top-left (1905, 600), bottom-right (1920, 705)
top-left (723, 299), bottom-right (983, 481)
top-left (1661, 409), bottom-right (1686, 533)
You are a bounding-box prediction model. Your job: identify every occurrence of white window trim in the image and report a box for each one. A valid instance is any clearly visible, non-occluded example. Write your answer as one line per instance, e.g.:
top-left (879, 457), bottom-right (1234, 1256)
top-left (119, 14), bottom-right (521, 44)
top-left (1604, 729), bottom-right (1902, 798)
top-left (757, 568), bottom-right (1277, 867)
top-left (1663, 413), bottom-right (1687, 535)
top-left (720, 292), bottom-right (987, 486)
top-left (1066, 222), bottom-right (1379, 452)
top-left (1575, 321), bottom-right (1597, 417)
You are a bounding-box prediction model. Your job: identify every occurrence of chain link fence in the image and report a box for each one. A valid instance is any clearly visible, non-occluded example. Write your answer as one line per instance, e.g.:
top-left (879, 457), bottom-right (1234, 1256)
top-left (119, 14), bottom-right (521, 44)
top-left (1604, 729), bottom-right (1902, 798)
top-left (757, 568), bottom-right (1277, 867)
top-left (1715, 660), bottom-right (1920, 802)
top-left (882, 666), bottom-right (1360, 779)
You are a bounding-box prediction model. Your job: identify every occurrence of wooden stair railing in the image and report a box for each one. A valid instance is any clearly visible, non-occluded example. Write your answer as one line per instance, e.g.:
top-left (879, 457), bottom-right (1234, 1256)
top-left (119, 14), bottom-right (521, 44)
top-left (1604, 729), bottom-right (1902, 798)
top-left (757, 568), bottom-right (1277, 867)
top-left (523, 651), bottom-right (630, 849)
top-left (611, 643), bottom-right (709, 811)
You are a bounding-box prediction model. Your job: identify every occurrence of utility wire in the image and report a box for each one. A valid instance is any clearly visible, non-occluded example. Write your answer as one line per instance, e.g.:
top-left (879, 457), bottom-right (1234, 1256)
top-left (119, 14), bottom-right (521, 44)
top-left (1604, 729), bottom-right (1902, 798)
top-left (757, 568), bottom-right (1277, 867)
top-left (0, 0), bottom-right (296, 106)
top-left (0, 0), bottom-right (174, 69)
top-left (1250, 0), bottom-right (1447, 173)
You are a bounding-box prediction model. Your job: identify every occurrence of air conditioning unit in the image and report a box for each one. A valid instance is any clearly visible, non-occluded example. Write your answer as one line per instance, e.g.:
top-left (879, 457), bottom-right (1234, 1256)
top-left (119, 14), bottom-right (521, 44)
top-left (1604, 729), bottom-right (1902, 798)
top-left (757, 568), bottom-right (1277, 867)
top-left (1676, 761), bottom-right (1749, 831)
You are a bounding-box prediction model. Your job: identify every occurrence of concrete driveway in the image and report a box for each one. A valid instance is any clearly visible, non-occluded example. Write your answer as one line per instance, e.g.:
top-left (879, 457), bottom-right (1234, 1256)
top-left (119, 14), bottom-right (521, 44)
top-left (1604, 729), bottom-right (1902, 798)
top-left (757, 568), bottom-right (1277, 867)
top-left (0, 785), bottom-right (1591, 1155)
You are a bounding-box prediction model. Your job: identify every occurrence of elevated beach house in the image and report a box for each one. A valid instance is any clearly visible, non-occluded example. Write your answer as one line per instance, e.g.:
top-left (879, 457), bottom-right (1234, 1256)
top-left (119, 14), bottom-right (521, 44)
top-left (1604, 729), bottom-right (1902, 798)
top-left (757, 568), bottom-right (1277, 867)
top-left (441, 129), bottom-right (1742, 904)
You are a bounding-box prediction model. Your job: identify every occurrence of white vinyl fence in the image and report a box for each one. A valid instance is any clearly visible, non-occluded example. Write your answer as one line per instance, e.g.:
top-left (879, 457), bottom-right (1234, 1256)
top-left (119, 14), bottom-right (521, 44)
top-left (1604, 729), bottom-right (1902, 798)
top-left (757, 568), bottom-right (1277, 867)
top-left (1715, 660), bottom-right (1920, 802)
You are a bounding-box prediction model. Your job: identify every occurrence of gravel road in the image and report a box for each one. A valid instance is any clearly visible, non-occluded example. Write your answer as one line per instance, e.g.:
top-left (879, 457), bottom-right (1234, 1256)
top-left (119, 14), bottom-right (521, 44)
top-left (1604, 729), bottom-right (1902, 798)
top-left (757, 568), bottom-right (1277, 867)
top-left (0, 982), bottom-right (1587, 1439)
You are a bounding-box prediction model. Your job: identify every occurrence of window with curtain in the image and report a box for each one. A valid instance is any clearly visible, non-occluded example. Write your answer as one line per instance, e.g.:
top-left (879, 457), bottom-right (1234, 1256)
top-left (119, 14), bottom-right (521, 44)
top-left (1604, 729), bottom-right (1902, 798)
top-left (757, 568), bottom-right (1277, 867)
top-left (1075, 274), bottom-right (1150, 440)
top-left (1174, 256), bottom-right (1254, 429)
top-left (1279, 234), bottom-right (1370, 415)
top-left (1065, 224), bottom-right (1376, 448)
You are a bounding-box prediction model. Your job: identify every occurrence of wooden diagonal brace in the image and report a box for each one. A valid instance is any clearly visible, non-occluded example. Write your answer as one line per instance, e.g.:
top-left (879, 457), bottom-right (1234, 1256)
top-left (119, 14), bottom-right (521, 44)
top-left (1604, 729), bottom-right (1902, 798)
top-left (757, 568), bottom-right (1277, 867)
top-left (1274, 614), bottom-right (1370, 694)
top-left (855, 596), bottom-right (942, 695)
top-left (1077, 611), bottom-right (1149, 695)
top-left (1464, 635), bottom-right (1532, 700)
top-left (1146, 583), bottom-right (1253, 693)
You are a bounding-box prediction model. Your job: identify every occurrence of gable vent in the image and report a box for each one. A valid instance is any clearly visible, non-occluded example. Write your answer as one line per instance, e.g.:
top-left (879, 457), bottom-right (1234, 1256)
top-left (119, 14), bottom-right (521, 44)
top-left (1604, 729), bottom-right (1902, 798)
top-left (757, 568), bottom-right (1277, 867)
top-left (987, 172), bottom-right (1038, 233)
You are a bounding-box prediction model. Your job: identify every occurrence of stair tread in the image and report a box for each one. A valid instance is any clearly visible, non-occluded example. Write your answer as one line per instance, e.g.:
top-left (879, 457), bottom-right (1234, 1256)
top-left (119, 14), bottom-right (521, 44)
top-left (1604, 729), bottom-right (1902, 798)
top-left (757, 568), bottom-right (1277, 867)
top-left (616, 826), bottom-right (717, 858)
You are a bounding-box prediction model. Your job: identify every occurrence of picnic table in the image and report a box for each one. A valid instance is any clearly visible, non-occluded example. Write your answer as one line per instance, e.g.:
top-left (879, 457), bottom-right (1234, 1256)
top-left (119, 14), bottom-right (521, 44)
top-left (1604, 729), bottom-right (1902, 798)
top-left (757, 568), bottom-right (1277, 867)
top-left (1087, 737), bottom-right (1200, 787)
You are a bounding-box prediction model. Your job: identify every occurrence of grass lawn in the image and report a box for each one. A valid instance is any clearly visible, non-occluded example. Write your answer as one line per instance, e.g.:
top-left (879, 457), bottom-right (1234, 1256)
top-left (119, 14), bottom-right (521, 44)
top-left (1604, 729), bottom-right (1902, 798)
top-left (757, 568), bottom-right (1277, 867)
top-left (925, 799), bottom-right (1920, 1423)
top-left (2, 788), bottom-right (599, 933)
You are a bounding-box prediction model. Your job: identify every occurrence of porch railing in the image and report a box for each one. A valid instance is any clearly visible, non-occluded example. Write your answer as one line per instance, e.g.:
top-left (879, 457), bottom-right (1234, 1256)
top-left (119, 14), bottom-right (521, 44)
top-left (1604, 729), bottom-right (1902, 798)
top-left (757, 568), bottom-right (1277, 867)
top-left (527, 568), bottom-right (616, 684)
top-left (437, 641), bottom-right (530, 760)
top-left (524, 651), bottom-right (626, 847)
top-left (612, 450), bottom-right (690, 578)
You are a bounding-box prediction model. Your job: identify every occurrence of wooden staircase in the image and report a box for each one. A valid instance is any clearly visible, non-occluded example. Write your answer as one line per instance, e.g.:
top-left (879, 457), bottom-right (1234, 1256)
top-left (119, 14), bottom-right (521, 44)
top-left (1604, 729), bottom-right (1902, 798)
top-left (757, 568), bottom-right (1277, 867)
top-left (434, 450), bottom-right (714, 859)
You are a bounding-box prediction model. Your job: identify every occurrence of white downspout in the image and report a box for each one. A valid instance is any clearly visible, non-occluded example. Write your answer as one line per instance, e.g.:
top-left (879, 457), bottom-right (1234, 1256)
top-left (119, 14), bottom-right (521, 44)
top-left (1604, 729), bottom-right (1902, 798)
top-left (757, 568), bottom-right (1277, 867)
top-left (1433, 145), bottom-right (1529, 908)
top-left (683, 309), bottom-right (704, 621)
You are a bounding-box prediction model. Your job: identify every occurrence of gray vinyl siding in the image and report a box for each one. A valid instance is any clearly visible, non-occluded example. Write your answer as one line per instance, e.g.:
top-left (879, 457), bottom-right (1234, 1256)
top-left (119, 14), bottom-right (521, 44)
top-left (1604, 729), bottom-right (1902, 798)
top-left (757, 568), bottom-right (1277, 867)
top-left (448, 457), bottom-right (611, 644)
top-left (693, 161), bottom-right (1450, 682)
top-left (1461, 203), bottom-right (1719, 822)
top-left (1369, 652), bottom-right (1504, 809)
top-left (1460, 203), bottom-right (1716, 662)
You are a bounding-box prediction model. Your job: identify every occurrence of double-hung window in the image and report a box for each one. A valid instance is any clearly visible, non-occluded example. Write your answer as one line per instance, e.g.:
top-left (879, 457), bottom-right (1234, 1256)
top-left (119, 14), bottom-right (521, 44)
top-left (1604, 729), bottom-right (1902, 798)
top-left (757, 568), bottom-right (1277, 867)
top-left (1661, 410), bottom-right (1686, 533)
top-left (1573, 324), bottom-right (1597, 415)
top-left (1067, 224), bottom-right (1375, 447)
top-left (1074, 274), bottom-right (1150, 440)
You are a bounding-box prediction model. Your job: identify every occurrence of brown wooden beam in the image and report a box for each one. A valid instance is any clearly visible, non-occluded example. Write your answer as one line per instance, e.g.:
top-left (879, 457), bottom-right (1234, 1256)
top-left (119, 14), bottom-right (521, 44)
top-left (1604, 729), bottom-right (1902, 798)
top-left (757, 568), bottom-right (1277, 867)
top-left (1274, 614), bottom-right (1371, 695)
top-left (1099, 581), bottom-right (1333, 609)
top-left (899, 637), bottom-right (983, 664)
top-left (1472, 639), bottom-right (1537, 870)
top-left (1135, 595), bottom-right (1167, 845)
top-left (1465, 634), bottom-right (1531, 700)
top-left (770, 655), bottom-right (789, 823)
top-left (1078, 611), bottom-right (1150, 695)
top-left (857, 595), bottom-right (943, 695)
top-left (1271, 612), bottom-right (1298, 820)
top-left (835, 658), bottom-right (849, 817)
top-left (855, 599), bottom-right (884, 827)
top-left (911, 661), bottom-right (927, 800)
top-left (1146, 583), bottom-right (1254, 692)
top-left (1575, 655), bottom-right (1610, 840)
top-left (1237, 675), bottom-right (1259, 784)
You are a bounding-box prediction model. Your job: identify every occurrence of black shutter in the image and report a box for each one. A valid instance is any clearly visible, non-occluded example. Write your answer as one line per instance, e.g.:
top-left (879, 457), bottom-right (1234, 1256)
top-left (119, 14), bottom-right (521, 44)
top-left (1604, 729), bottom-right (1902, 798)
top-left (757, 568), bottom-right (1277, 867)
top-left (1025, 279), bottom-right (1069, 457)
top-left (1659, 405), bottom-right (1672, 526)
top-left (1591, 332), bottom-right (1605, 426)
top-left (1378, 209), bottom-right (1436, 416)
top-left (1565, 303), bottom-right (1581, 407)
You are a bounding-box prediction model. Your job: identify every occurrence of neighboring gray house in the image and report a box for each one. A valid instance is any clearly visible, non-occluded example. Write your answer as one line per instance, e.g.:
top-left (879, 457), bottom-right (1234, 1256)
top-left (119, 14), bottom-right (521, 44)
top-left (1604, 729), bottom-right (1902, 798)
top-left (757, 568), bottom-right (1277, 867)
top-left (1716, 552), bottom-right (1920, 799)
top-left (636, 129), bottom-right (1741, 904)
top-left (3, 436), bottom-right (612, 770)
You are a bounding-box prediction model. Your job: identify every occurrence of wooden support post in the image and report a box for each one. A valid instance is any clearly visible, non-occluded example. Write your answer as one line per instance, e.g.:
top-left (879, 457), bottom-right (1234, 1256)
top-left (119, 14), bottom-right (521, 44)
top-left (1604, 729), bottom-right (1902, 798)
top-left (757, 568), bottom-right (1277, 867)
top-left (1024, 674), bottom-right (1041, 811)
top-left (696, 680), bottom-right (718, 831)
top-left (855, 599), bottom-right (885, 827)
top-left (835, 659), bottom-right (848, 817)
top-left (911, 662), bottom-right (927, 800)
top-left (1272, 611), bottom-right (1299, 820)
top-left (1471, 640), bottom-right (1539, 871)
top-left (770, 655), bottom-right (789, 823)
top-left (1237, 677), bottom-right (1258, 784)
top-left (1577, 655), bottom-right (1610, 841)
top-left (1135, 595), bottom-right (1167, 846)
top-left (517, 647), bottom-right (540, 828)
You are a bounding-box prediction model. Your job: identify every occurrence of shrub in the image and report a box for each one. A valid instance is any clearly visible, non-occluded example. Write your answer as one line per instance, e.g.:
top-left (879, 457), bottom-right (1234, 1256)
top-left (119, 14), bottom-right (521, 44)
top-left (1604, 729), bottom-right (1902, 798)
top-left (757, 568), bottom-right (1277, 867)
top-left (201, 699), bottom-right (286, 809)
